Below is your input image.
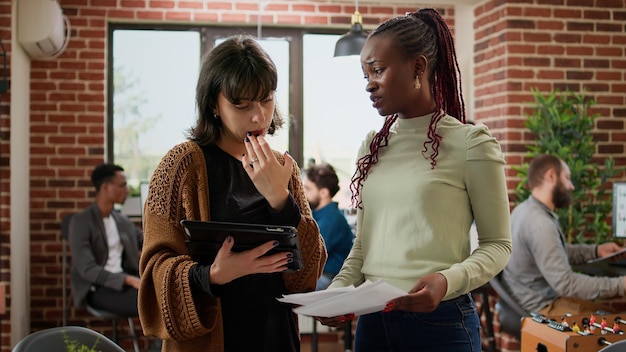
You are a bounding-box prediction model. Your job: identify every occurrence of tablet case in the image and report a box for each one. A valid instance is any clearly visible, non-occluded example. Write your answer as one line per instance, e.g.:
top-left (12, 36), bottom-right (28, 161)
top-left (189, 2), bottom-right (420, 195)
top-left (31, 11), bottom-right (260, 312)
top-left (180, 220), bottom-right (303, 271)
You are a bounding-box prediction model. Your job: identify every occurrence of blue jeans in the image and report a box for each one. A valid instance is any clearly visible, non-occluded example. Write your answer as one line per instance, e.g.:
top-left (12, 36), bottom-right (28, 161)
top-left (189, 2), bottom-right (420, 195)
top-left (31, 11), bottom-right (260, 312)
top-left (316, 272), bottom-right (335, 291)
top-left (354, 294), bottom-right (480, 352)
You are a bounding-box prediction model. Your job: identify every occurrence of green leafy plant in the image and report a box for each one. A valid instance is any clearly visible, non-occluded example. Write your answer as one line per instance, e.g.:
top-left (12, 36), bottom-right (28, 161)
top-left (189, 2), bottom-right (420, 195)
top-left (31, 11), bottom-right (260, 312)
top-left (63, 330), bottom-right (101, 352)
top-left (513, 89), bottom-right (621, 244)
top-left (128, 183), bottom-right (141, 197)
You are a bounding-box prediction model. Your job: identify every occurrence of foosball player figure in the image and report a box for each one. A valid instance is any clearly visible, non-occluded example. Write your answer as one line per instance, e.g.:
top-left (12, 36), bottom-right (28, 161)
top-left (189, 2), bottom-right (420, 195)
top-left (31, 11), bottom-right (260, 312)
top-left (601, 316), bottom-right (608, 335)
top-left (590, 314), bottom-right (597, 334)
top-left (561, 316), bottom-right (569, 327)
top-left (571, 321), bottom-right (580, 333)
top-left (590, 313), bottom-right (596, 326)
top-left (613, 319), bottom-right (621, 334)
top-left (583, 324), bottom-right (592, 335)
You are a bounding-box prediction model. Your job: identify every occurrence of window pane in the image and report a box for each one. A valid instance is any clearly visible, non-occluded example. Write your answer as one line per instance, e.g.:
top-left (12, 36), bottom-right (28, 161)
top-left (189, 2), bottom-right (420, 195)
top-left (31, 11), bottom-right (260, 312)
top-left (259, 39), bottom-right (290, 153)
top-left (303, 34), bottom-right (381, 208)
top-left (113, 30), bottom-right (201, 188)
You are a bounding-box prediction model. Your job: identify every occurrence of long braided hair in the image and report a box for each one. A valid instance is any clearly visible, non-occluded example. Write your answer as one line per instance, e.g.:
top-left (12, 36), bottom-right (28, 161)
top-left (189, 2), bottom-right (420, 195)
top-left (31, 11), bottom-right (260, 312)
top-left (350, 8), bottom-right (466, 208)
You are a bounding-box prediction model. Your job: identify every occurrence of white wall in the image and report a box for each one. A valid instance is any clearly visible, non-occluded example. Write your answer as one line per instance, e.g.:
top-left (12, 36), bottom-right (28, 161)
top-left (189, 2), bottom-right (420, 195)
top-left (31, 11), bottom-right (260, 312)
top-left (10, 0), bottom-right (31, 345)
top-left (456, 4), bottom-right (476, 121)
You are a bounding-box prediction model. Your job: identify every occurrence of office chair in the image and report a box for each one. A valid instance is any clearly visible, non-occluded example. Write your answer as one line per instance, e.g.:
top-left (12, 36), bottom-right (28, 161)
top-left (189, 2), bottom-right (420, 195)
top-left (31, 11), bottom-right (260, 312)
top-left (489, 271), bottom-right (529, 340)
top-left (472, 283), bottom-right (496, 352)
top-left (61, 213), bottom-right (140, 352)
top-left (12, 326), bottom-right (125, 352)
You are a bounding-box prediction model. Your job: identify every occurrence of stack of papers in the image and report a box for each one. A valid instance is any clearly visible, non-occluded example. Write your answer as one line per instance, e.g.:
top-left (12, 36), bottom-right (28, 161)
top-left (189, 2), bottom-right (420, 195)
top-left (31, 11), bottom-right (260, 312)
top-left (277, 280), bottom-right (407, 317)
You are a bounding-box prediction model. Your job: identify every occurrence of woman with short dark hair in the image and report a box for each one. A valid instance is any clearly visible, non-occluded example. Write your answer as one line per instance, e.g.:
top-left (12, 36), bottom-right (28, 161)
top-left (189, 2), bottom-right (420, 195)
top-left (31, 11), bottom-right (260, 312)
top-left (138, 35), bottom-right (326, 352)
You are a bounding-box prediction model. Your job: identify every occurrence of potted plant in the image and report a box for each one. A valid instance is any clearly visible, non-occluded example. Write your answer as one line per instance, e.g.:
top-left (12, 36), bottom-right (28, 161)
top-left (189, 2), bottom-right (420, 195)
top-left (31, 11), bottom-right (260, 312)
top-left (513, 89), bottom-right (621, 244)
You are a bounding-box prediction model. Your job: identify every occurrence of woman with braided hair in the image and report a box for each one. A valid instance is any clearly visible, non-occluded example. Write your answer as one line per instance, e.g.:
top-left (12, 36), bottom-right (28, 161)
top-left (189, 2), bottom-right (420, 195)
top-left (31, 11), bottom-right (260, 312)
top-left (318, 8), bottom-right (512, 351)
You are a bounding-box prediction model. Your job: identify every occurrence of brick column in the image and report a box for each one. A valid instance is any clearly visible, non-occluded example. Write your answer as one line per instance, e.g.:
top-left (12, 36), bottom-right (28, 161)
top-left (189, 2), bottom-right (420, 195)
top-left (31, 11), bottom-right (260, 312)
top-left (473, 0), bottom-right (626, 196)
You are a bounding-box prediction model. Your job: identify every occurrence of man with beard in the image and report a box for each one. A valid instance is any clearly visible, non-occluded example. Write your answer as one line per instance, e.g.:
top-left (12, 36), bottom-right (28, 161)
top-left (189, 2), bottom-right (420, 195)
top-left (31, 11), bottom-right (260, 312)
top-left (303, 162), bottom-right (354, 290)
top-left (501, 154), bottom-right (626, 316)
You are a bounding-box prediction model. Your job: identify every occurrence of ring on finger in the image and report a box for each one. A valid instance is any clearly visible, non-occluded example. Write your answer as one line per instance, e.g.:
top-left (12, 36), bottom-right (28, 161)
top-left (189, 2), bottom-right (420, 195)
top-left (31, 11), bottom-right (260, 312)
top-left (249, 158), bottom-right (259, 168)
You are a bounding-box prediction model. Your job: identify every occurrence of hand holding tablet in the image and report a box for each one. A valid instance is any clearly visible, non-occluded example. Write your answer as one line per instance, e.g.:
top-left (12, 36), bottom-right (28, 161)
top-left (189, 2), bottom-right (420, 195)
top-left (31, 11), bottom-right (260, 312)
top-left (180, 220), bottom-right (304, 272)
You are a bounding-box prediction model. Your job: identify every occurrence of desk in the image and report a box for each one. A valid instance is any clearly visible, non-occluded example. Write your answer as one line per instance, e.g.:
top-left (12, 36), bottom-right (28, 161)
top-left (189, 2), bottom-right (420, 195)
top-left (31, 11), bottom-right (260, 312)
top-left (571, 262), bottom-right (626, 313)
top-left (573, 261), bottom-right (626, 278)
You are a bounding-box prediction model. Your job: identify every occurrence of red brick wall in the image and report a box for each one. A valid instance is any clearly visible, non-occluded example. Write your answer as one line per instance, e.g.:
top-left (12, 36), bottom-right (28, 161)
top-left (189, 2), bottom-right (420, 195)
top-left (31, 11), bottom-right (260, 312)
top-left (473, 0), bottom-right (626, 199)
top-left (2, 0), bottom-right (624, 351)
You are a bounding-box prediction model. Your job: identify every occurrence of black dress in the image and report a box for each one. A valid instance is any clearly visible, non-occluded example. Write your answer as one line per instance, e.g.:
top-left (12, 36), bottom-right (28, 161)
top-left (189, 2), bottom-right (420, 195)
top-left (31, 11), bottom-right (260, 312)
top-left (188, 143), bottom-right (302, 352)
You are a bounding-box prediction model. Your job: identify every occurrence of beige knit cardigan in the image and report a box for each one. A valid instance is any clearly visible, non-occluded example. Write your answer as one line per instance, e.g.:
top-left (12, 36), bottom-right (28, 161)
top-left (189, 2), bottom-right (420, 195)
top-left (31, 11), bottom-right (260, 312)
top-left (138, 141), bottom-right (326, 352)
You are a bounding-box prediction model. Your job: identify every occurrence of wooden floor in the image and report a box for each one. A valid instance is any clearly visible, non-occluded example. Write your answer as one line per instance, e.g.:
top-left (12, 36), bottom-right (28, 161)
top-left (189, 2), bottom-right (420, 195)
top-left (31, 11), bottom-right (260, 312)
top-left (301, 332), bottom-right (351, 352)
top-left (301, 341), bottom-right (348, 352)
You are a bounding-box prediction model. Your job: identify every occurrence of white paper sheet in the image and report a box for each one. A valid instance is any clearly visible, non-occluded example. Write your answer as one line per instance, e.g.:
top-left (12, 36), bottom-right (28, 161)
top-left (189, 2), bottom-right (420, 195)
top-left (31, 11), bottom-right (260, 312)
top-left (276, 285), bottom-right (355, 306)
top-left (277, 280), bottom-right (407, 317)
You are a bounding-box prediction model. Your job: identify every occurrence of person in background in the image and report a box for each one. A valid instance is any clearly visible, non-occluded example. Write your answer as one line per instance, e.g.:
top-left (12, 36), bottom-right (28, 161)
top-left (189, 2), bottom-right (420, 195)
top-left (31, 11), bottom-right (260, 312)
top-left (502, 154), bottom-right (626, 316)
top-left (138, 35), bottom-right (326, 352)
top-left (68, 163), bottom-right (143, 318)
top-left (304, 162), bottom-right (354, 290)
top-left (317, 8), bottom-right (512, 352)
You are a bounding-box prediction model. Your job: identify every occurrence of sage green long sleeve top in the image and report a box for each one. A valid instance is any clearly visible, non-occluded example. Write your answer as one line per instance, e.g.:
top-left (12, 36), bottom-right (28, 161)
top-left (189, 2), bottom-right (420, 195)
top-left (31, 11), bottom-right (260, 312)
top-left (329, 113), bottom-right (512, 301)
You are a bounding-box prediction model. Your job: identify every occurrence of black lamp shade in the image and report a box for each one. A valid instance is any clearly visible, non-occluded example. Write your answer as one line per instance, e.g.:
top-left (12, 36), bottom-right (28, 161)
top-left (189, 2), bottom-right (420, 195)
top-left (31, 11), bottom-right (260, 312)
top-left (334, 22), bottom-right (368, 57)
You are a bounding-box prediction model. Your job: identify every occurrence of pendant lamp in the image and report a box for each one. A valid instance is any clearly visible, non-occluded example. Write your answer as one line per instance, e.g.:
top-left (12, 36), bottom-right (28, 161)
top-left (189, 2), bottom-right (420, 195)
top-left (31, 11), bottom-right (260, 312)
top-left (333, 1), bottom-right (368, 57)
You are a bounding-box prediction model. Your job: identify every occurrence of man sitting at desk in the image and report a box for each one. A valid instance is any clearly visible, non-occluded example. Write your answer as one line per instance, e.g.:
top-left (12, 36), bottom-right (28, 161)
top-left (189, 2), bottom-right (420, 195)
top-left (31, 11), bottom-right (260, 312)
top-left (502, 154), bottom-right (626, 316)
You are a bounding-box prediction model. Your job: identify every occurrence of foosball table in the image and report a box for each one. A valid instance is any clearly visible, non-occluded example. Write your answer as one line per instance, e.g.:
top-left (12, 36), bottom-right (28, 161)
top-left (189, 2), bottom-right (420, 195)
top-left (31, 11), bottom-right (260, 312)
top-left (521, 313), bottom-right (626, 352)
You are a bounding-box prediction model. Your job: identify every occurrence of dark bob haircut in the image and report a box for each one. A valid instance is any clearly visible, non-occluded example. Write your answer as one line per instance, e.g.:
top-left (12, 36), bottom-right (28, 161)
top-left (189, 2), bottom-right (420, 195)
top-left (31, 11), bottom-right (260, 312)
top-left (189, 35), bottom-right (284, 145)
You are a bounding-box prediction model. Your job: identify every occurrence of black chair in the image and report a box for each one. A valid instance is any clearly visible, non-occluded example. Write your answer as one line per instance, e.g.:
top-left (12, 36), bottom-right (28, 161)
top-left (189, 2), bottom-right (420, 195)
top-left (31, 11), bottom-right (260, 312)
top-left (61, 213), bottom-right (140, 352)
top-left (471, 283), bottom-right (496, 352)
top-left (488, 271), bottom-right (529, 339)
top-left (309, 317), bottom-right (353, 352)
top-left (12, 326), bottom-right (125, 352)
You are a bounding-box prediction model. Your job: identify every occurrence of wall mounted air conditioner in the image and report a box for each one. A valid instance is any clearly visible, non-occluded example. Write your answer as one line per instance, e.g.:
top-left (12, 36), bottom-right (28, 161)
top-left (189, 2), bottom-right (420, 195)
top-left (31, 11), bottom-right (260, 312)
top-left (17, 0), bottom-right (71, 60)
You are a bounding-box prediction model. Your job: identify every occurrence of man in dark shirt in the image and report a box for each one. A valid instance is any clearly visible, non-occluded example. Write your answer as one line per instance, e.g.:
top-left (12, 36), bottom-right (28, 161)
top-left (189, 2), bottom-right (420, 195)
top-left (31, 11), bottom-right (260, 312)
top-left (304, 162), bottom-right (354, 290)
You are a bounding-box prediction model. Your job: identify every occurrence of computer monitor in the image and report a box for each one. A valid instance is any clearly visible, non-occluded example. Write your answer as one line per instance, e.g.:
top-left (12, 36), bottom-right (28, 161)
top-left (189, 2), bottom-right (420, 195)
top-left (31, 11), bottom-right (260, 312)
top-left (613, 182), bottom-right (626, 238)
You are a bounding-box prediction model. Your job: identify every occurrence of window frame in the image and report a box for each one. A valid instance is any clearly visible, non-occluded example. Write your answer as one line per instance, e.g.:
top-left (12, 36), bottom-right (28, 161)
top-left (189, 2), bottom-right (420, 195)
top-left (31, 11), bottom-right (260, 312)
top-left (107, 23), bottom-right (345, 167)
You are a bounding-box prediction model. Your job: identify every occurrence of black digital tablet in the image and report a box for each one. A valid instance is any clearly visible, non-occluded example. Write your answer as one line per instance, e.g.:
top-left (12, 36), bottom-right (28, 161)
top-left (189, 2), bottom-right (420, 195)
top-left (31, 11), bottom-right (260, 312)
top-left (180, 220), bottom-right (303, 272)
